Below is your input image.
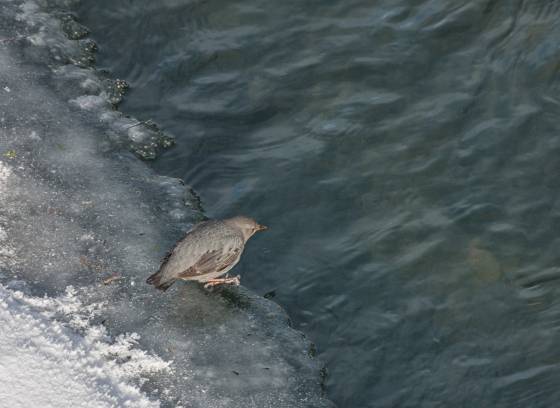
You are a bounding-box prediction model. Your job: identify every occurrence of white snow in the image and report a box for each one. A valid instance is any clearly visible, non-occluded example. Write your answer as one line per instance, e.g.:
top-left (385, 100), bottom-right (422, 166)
top-left (70, 94), bottom-right (108, 111)
top-left (0, 161), bottom-right (11, 189)
top-left (0, 284), bottom-right (169, 408)
top-left (0, 162), bottom-right (14, 268)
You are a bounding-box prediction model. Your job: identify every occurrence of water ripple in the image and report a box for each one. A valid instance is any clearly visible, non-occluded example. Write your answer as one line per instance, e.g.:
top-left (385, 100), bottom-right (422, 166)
top-left (79, 0), bottom-right (560, 406)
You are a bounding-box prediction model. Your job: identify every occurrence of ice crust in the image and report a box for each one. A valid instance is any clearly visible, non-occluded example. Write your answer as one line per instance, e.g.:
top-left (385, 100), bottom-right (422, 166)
top-left (0, 1), bottom-right (333, 407)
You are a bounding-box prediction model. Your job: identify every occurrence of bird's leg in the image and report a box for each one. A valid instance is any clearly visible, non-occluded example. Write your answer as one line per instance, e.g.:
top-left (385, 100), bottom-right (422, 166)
top-left (204, 275), bottom-right (240, 289)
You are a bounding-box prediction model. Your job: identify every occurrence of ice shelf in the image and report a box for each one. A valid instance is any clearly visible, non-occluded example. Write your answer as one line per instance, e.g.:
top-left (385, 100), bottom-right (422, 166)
top-left (0, 1), bottom-right (334, 407)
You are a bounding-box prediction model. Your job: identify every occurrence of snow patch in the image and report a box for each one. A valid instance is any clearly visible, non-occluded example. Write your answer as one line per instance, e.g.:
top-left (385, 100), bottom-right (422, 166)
top-left (70, 94), bottom-right (108, 111)
top-left (0, 284), bottom-right (171, 408)
top-left (0, 162), bottom-right (14, 267)
top-left (0, 161), bottom-right (11, 189)
top-left (29, 130), bottom-right (41, 140)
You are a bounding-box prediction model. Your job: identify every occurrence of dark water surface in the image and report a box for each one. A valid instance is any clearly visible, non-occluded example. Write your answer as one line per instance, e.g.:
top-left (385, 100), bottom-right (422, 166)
top-left (78, 1), bottom-right (560, 406)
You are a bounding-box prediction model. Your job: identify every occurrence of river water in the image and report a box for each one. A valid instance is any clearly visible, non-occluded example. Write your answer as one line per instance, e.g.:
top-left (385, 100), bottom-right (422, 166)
top-left (78, 1), bottom-right (560, 406)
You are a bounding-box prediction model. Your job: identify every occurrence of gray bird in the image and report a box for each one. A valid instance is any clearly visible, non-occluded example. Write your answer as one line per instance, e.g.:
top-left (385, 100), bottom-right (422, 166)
top-left (146, 216), bottom-right (267, 291)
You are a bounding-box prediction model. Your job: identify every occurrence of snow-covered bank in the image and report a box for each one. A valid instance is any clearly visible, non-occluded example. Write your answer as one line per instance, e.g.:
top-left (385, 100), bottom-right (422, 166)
top-left (0, 0), bottom-right (333, 406)
top-left (0, 284), bottom-right (166, 408)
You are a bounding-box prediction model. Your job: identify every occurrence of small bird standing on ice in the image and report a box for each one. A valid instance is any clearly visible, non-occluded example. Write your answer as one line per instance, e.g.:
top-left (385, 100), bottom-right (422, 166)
top-left (146, 216), bottom-right (267, 291)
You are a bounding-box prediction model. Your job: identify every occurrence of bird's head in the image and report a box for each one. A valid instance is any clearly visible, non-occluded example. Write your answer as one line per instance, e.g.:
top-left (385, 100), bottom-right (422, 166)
top-left (226, 216), bottom-right (268, 241)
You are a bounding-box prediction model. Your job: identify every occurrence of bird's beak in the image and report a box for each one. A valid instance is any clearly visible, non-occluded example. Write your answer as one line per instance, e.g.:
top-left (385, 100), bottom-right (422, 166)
top-left (256, 224), bottom-right (268, 232)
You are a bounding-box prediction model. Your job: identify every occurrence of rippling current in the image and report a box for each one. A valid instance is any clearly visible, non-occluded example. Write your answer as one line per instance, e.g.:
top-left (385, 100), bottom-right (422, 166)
top-left (78, 1), bottom-right (560, 406)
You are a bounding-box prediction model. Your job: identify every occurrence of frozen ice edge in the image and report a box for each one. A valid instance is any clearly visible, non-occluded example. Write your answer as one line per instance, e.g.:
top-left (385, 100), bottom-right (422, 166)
top-left (0, 1), bottom-right (334, 407)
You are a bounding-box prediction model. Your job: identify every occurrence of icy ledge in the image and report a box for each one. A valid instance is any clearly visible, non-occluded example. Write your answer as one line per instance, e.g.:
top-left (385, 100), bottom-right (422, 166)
top-left (0, 0), bottom-right (333, 407)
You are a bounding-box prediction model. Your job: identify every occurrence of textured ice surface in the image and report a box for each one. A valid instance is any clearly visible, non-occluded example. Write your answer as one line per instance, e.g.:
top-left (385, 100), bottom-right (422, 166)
top-left (0, 1), bottom-right (333, 406)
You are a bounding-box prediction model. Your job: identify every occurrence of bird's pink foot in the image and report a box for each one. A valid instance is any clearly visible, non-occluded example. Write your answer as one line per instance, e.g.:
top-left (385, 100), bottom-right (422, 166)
top-left (203, 275), bottom-right (240, 289)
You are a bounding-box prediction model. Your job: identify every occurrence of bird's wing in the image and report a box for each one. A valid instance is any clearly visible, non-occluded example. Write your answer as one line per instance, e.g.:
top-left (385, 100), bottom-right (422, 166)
top-left (157, 220), bottom-right (210, 274)
top-left (177, 245), bottom-right (242, 278)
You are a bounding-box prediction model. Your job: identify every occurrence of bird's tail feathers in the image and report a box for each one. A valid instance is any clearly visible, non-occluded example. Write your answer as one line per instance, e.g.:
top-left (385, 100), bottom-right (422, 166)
top-left (146, 271), bottom-right (176, 291)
